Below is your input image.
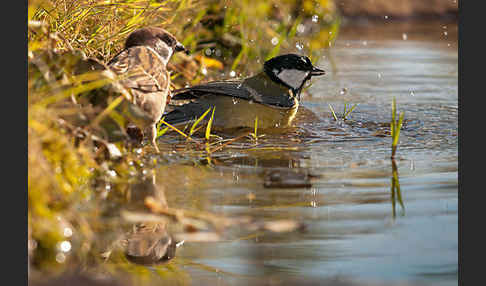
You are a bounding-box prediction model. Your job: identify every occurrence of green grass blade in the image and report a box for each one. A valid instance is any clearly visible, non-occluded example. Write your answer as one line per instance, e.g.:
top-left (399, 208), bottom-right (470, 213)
top-left (287, 15), bottom-right (302, 39)
top-left (156, 126), bottom-right (169, 138)
top-left (231, 44), bottom-right (248, 72)
top-left (34, 75), bottom-right (112, 107)
top-left (190, 107), bottom-right (212, 135)
top-left (328, 104), bottom-right (338, 121)
top-left (92, 95), bottom-right (124, 126)
top-left (392, 111), bottom-right (405, 147)
top-left (344, 103), bottom-right (358, 119)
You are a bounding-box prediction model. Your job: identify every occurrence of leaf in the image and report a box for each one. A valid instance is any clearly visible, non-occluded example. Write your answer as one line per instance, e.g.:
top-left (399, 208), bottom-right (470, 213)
top-left (195, 55), bottom-right (224, 70)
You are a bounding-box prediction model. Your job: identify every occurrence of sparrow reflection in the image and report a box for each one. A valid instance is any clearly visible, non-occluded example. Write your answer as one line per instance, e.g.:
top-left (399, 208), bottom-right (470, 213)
top-left (121, 173), bottom-right (181, 265)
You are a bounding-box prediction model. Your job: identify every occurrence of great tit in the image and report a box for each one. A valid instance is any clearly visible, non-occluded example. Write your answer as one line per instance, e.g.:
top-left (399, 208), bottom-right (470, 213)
top-left (107, 27), bottom-right (189, 151)
top-left (163, 54), bottom-right (325, 130)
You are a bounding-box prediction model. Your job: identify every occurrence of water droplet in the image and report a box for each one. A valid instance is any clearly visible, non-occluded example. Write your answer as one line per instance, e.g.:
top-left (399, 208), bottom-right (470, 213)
top-left (271, 37), bottom-right (279, 45)
top-left (60, 241), bottom-right (71, 252)
top-left (63, 227), bottom-right (73, 237)
top-left (232, 98), bottom-right (238, 105)
top-left (402, 33), bottom-right (408, 40)
top-left (201, 67), bottom-right (208, 75)
top-left (204, 48), bottom-right (212, 56)
top-left (312, 15), bottom-right (319, 23)
top-left (229, 71), bottom-right (236, 77)
top-left (56, 253), bottom-right (66, 263)
top-left (295, 42), bottom-right (303, 50)
top-left (297, 24), bottom-right (305, 34)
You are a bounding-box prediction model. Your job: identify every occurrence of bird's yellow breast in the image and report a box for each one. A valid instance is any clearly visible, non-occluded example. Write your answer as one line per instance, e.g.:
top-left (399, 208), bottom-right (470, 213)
top-left (203, 95), bottom-right (299, 129)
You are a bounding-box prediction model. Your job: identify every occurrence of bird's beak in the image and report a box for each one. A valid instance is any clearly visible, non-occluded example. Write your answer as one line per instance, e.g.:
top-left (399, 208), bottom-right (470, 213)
top-left (175, 42), bottom-right (190, 55)
top-left (310, 67), bottom-right (325, 76)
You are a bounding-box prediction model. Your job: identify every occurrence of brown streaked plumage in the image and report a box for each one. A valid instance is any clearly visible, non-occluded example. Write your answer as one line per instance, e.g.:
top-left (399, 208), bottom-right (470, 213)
top-left (107, 27), bottom-right (188, 152)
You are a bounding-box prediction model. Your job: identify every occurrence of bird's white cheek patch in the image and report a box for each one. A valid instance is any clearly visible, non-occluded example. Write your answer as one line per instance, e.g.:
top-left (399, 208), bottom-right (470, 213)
top-left (277, 69), bottom-right (310, 90)
top-left (152, 41), bottom-right (173, 65)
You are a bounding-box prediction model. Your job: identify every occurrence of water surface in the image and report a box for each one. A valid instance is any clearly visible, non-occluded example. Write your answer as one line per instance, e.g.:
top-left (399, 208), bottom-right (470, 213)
top-left (96, 20), bottom-right (458, 286)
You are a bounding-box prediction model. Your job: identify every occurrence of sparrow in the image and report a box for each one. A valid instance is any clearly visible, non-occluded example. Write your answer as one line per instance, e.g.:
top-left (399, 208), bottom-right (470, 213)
top-left (107, 27), bottom-right (189, 151)
top-left (163, 54), bottom-right (325, 130)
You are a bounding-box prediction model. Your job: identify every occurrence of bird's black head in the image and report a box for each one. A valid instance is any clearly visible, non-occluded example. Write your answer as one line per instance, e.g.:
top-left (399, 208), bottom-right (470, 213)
top-left (124, 27), bottom-right (189, 59)
top-left (263, 54), bottom-right (325, 96)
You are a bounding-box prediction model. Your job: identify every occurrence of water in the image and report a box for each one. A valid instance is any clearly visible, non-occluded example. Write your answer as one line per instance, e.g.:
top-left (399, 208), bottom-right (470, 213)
top-left (167, 20), bottom-right (458, 286)
top-left (33, 20), bottom-right (457, 286)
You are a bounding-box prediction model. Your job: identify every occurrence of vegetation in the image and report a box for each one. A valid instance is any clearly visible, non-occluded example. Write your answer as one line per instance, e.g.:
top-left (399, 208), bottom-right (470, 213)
top-left (328, 102), bottom-right (358, 121)
top-left (390, 97), bottom-right (405, 159)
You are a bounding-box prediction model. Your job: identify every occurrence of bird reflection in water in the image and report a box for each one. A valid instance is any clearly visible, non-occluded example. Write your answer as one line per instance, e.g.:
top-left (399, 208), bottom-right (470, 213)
top-left (118, 173), bottom-right (182, 265)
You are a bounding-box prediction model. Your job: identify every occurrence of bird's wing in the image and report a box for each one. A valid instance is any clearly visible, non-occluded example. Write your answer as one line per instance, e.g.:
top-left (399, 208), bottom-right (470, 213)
top-left (163, 100), bottom-right (213, 126)
top-left (171, 75), bottom-right (295, 108)
top-left (108, 46), bottom-right (169, 93)
top-left (171, 80), bottom-right (251, 100)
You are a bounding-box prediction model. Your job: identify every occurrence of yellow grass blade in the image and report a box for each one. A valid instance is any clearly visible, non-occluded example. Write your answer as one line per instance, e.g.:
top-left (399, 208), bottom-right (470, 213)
top-left (205, 107), bottom-right (216, 141)
top-left (190, 107), bottom-right (212, 135)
